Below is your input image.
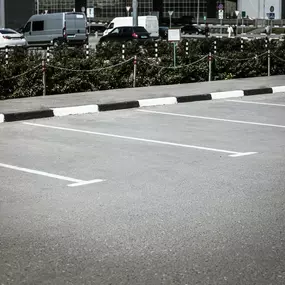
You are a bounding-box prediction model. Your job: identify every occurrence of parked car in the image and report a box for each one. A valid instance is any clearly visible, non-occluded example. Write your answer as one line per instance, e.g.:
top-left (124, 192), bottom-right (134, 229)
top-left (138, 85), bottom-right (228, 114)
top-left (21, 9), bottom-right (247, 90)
top-left (100, 26), bottom-right (150, 44)
top-left (103, 16), bottom-right (159, 38)
top-left (181, 25), bottom-right (205, 35)
top-left (159, 26), bottom-right (168, 39)
top-left (0, 28), bottom-right (27, 48)
top-left (21, 12), bottom-right (88, 47)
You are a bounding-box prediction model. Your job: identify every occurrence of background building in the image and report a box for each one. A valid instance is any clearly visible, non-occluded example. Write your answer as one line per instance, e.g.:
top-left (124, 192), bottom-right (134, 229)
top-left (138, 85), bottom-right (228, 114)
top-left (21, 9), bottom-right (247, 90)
top-left (0, 0), bottom-right (34, 29)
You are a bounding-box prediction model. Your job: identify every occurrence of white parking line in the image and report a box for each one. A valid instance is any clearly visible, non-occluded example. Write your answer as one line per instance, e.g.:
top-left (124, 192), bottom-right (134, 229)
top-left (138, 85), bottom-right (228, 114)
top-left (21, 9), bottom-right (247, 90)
top-left (227, 100), bottom-right (285, 107)
top-left (23, 122), bottom-right (257, 158)
top-left (0, 162), bottom-right (104, 187)
top-left (138, 109), bottom-right (285, 129)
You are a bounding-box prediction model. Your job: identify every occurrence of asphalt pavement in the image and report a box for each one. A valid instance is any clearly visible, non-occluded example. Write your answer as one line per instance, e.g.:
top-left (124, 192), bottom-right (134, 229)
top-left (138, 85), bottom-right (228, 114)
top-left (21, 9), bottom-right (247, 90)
top-left (1, 92), bottom-right (285, 284)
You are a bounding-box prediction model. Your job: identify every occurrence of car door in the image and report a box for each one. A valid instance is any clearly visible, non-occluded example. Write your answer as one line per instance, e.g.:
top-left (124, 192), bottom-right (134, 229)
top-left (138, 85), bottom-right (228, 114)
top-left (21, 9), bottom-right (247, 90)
top-left (105, 27), bottom-right (120, 42)
top-left (121, 27), bottom-right (132, 41)
top-left (23, 21), bottom-right (32, 44)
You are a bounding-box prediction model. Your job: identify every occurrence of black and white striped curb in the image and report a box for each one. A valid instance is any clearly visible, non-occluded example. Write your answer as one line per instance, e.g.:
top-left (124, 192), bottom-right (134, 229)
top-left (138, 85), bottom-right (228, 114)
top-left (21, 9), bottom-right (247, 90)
top-left (1, 86), bottom-right (285, 123)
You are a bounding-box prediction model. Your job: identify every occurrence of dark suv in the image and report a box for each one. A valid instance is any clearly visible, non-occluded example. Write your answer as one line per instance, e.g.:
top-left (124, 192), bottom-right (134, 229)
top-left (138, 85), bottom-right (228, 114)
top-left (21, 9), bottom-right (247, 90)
top-left (99, 26), bottom-right (150, 43)
top-left (181, 25), bottom-right (205, 35)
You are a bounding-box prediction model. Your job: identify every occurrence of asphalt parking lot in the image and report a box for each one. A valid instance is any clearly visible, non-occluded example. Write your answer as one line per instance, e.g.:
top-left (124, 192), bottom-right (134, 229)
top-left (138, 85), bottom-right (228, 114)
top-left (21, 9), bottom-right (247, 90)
top-left (1, 93), bottom-right (285, 284)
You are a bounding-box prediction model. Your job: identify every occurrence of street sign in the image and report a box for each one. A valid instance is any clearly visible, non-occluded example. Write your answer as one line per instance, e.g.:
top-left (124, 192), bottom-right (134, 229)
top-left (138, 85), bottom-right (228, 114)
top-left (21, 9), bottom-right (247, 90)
top-left (235, 10), bottom-right (240, 17)
top-left (218, 10), bottom-right (224, 20)
top-left (270, 6), bottom-right (274, 13)
top-left (168, 29), bottom-right (181, 42)
top-left (86, 8), bottom-right (94, 18)
top-left (81, 6), bottom-right (85, 13)
top-left (218, 4), bottom-right (223, 10)
top-left (267, 12), bottom-right (275, 20)
top-left (168, 11), bottom-right (174, 16)
top-left (242, 11), bottom-right (246, 18)
top-left (203, 16), bottom-right (207, 21)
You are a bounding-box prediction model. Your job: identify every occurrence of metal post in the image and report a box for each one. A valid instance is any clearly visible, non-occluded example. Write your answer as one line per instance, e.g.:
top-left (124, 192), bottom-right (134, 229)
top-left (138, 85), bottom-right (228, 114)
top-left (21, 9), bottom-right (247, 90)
top-left (42, 56), bottom-right (46, 96)
top-left (36, 0), bottom-right (39, 14)
top-left (173, 42), bottom-right (176, 67)
top-left (241, 38), bottom-right (244, 52)
top-left (132, 0), bottom-right (138, 26)
top-left (263, 0), bottom-right (265, 27)
top-left (236, 16), bottom-right (238, 35)
top-left (133, 56), bottom-right (137, 88)
top-left (122, 44), bottom-right (125, 60)
top-left (268, 49), bottom-right (271, 77)
top-left (170, 15), bottom-right (172, 29)
top-left (242, 18), bottom-right (244, 34)
top-left (185, 41), bottom-right (189, 56)
top-left (220, 19), bottom-right (222, 35)
top-left (86, 43), bottom-right (89, 59)
top-left (46, 46), bottom-right (50, 63)
top-left (5, 47), bottom-right (8, 65)
top-left (265, 38), bottom-right (268, 50)
top-left (208, 52), bottom-right (212, 82)
top-left (214, 41), bottom-right (217, 54)
top-left (155, 42), bottom-right (158, 60)
top-left (197, 0), bottom-right (200, 25)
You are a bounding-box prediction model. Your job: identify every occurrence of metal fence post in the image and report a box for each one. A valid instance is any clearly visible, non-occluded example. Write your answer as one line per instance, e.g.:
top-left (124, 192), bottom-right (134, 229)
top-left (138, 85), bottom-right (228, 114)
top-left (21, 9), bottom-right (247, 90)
top-left (46, 46), bottom-right (50, 63)
top-left (268, 49), bottom-right (271, 77)
top-left (208, 52), bottom-right (212, 82)
top-left (42, 55), bottom-right (46, 96)
top-left (241, 38), bottom-right (244, 52)
top-left (133, 56), bottom-right (137, 88)
top-left (122, 44), bottom-right (125, 60)
top-left (86, 43), bottom-right (89, 59)
top-left (185, 41), bottom-right (189, 56)
top-left (5, 48), bottom-right (8, 65)
top-left (155, 42), bottom-right (158, 60)
top-left (214, 40), bottom-right (217, 54)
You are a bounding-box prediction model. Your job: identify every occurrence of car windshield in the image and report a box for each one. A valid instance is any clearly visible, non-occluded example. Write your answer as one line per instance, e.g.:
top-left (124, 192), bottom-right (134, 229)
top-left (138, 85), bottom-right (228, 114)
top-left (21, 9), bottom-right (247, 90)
top-left (134, 27), bottom-right (147, 33)
top-left (0, 29), bottom-right (17, 34)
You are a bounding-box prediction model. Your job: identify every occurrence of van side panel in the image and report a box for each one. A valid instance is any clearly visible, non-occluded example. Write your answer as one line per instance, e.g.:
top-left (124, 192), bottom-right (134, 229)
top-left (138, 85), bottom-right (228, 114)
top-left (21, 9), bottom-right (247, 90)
top-left (65, 13), bottom-right (87, 42)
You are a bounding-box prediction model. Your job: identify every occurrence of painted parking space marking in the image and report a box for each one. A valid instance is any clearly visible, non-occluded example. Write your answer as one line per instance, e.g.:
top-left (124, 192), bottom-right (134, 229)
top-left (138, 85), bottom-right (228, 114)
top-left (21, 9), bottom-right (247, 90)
top-left (23, 122), bottom-right (257, 158)
top-left (227, 99), bottom-right (285, 107)
top-left (0, 162), bottom-right (104, 187)
top-left (138, 109), bottom-right (285, 129)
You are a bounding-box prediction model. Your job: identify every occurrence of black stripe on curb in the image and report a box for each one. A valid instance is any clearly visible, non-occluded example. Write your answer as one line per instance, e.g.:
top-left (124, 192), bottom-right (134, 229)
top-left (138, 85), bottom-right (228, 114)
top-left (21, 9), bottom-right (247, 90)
top-left (98, 101), bottom-right (140, 112)
top-left (244, 88), bottom-right (273, 96)
top-left (4, 110), bottom-right (54, 122)
top-left (177, 94), bottom-right (212, 103)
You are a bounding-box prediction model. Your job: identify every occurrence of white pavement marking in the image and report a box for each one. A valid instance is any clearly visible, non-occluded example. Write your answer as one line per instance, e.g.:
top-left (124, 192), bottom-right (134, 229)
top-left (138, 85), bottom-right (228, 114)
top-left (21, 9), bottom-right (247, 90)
top-left (272, 86), bottom-right (285, 93)
top-left (0, 162), bottom-right (104, 187)
top-left (227, 99), bottom-right (285, 107)
top-left (211, 90), bottom-right (244, 100)
top-left (138, 109), bottom-right (285, 129)
top-left (139, 97), bottom-right (177, 107)
top-left (52, 105), bottom-right (99, 117)
top-left (23, 122), bottom-right (257, 158)
top-left (0, 114), bottom-right (4, 123)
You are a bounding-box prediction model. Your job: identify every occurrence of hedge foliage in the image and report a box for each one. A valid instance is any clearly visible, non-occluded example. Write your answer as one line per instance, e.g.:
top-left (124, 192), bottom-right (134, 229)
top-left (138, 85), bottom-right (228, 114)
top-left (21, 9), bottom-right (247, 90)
top-left (1, 37), bottom-right (285, 100)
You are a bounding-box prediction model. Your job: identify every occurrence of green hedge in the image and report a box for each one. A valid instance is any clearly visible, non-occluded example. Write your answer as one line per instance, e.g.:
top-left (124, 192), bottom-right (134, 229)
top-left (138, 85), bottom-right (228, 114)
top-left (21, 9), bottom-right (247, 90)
top-left (1, 38), bottom-right (285, 100)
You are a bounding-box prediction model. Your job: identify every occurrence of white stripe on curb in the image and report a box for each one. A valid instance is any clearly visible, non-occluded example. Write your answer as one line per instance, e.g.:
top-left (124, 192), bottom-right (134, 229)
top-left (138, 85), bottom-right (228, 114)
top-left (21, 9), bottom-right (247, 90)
top-left (139, 97), bottom-right (177, 107)
top-left (272, 86), bottom-right (285, 93)
top-left (211, 90), bottom-right (244, 100)
top-left (0, 114), bottom-right (4, 123)
top-left (52, 105), bottom-right (99, 117)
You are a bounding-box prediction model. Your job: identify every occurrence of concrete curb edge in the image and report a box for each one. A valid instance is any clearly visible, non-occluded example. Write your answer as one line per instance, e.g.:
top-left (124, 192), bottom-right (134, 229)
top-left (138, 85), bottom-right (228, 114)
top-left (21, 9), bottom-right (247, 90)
top-left (0, 86), bottom-right (284, 123)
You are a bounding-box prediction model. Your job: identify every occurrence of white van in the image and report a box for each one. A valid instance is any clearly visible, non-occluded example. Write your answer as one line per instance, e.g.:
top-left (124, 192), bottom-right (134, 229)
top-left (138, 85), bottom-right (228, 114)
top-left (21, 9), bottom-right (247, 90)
top-left (22, 12), bottom-right (88, 47)
top-left (104, 16), bottom-right (159, 38)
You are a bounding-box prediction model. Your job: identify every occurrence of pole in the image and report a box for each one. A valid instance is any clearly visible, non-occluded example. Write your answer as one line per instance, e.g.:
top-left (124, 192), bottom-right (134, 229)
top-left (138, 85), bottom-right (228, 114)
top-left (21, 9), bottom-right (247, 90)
top-left (236, 16), bottom-right (238, 35)
top-left (173, 42), bottom-right (176, 67)
top-left (170, 15), bottom-right (172, 29)
top-left (267, 50), bottom-right (271, 76)
top-left (133, 56), bottom-right (137, 88)
top-left (0, 0), bottom-right (5, 28)
top-left (36, 0), bottom-right (39, 14)
top-left (208, 52), bottom-right (212, 82)
top-left (263, 0), bottom-right (265, 27)
top-left (220, 19), bottom-right (222, 35)
top-left (242, 18), bottom-right (244, 34)
top-left (197, 0), bottom-right (200, 25)
top-left (132, 0), bottom-right (138, 26)
top-left (42, 55), bottom-right (46, 96)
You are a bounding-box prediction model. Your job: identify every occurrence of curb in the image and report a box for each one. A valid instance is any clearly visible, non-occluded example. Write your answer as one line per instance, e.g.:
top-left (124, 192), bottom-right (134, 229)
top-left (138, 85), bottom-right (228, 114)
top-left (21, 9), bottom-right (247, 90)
top-left (1, 86), bottom-right (285, 123)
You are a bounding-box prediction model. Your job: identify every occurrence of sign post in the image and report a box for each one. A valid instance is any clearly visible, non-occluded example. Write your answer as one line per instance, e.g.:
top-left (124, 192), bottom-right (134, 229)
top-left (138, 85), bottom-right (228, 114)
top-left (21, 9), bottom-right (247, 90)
top-left (168, 29), bottom-right (181, 68)
top-left (218, 10), bottom-right (223, 35)
top-left (168, 11), bottom-right (174, 29)
top-left (235, 11), bottom-right (239, 35)
top-left (241, 11), bottom-right (246, 34)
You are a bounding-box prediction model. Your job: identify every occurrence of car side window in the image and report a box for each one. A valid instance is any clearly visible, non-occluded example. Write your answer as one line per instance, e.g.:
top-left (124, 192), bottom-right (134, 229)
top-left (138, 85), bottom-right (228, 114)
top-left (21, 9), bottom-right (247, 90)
top-left (122, 27), bottom-right (132, 34)
top-left (108, 23), bottom-right (114, 29)
top-left (110, 28), bottom-right (119, 34)
top-left (32, 21), bottom-right (44, 32)
top-left (23, 22), bottom-right (31, 33)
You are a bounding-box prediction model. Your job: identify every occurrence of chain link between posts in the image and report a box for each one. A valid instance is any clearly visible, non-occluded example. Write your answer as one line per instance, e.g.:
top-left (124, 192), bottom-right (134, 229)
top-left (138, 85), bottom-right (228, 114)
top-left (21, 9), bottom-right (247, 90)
top-left (0, 64), bottom-right (41, 82)
top-left (213, 51), bottom-right (268, 62)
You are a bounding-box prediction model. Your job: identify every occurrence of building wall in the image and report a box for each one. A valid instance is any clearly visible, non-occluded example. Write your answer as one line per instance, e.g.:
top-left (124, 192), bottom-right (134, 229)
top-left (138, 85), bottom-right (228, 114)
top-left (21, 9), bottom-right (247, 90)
top-left (5, 0), bottom-right (34, 29)
top-left (238, 0), bottom-right (282, 19)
